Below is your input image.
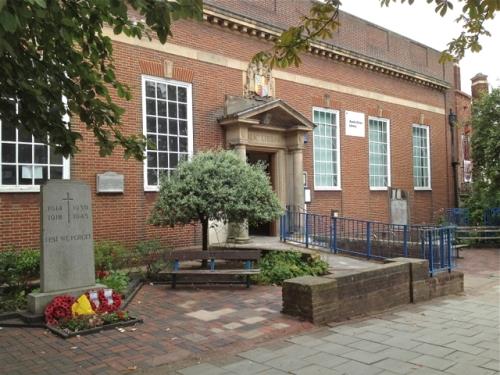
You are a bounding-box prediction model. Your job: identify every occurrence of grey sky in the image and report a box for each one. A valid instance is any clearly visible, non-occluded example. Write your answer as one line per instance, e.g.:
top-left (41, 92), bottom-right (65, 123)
top-left (340, 1), bottom-right (500, 94)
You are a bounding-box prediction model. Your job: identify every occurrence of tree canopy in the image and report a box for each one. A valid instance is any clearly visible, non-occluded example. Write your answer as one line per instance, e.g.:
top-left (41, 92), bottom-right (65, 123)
top-left (465, 88), bottom-right (500, 223)
top-left (0, 0), bottom-right (202, 160)
top-left (0, 0), bottom-right (497, 159)
top-left (149, 150), bottom-right (283, 250)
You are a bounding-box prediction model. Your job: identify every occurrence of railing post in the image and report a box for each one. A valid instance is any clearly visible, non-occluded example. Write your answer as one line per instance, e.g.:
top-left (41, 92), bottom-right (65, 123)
top-left (305, 212), bottom-right (309, 248)
top-left (367, 221), bottom-right (372, 259)
top-left (279, 215), bottom-right (283, 241)
top-left (428, 230), bottom-right (434, 276)
top-left (333, 217), bottom-right (338, 254)
top-left (439, 228), bottom-right (445, 269)
top-left (403, 225), bottom-right (408, 257)
top-left (447, 227), bottom-right (452, 272)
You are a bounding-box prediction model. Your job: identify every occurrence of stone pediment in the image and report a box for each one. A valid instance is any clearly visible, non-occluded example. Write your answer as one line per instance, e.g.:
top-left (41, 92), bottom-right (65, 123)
top-left (219, 96), bottom-right (314, 131)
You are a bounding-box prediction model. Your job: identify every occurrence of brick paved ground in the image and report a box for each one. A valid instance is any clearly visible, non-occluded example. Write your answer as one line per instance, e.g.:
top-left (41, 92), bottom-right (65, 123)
top-left (166, 248), bottom-right (500, 375)
top-left (0, 249), bottom-right (498, 375)
top-left (0, 285), bottom-right (313, 375)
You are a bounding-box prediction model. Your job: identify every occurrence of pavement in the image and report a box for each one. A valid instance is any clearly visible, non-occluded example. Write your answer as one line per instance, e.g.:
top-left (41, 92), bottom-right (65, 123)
top-left (0, 248), bottom-right (498, 375)
top-left (162, 248), bottom-right (500, 375)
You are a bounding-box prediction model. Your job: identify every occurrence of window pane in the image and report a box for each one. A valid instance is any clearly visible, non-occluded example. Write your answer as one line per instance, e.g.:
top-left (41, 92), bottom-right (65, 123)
top-left (146, 99), bottom-right (156, 115)
top-left (147, 152), bottom-right (157, 168)
top-left (179, 138), bottom-right (187, 152)
top-left (157, 101), bottom-right (167, 117)
top-left (50, 148), bottom-right (63, 165)
top-left (19, 165), bottom-right (32, 185)
top-left (145, 81), bottom-right (156, 98)
top-left (147, 117), bottom-right (156, 133)
top-left (1, 143), bottom-right (15, 163)
top-left (170, 153), bottom-right (178, 169)
top-left (34, 166), bottom-right (48, 184)
top-left (158, 135), bottom-right (168, 151)
top-left (169, 136), bottom-right (178, 152)
top-left (35, 145), bottom-right (48, 164)
top-left (157, 83), bottom-right (167, 99)
top-left (158, 118), bottom-right (168, 134)
top-left (50, 166), bottom-right (63, 180)
top-left (1, 125), bottom-right (16, 141)
top-left (18, 144), bottom-right (32, 163)
top-left (167, 85), bottom-right (177, 101)
top-left (178, 104), bottom-right (187, 119)
top-left (1, 165), bottom-right (16, 184)
top-left (158, 153), bottom-right (168, 168)
top-left (169, 119), bottom-right (178, 135)
top-left (178, 87), bottom-right (187, 102)
top-left (168, 102), bottom-right (177, 118)
top-left (147, 169), bottom-right (157, 186)
top-left (18, 127), bottom-right (32, 142)
top-left (179, 120), bottom-right (187, 136)
top-left (147, 134), bottom-right (157, 149)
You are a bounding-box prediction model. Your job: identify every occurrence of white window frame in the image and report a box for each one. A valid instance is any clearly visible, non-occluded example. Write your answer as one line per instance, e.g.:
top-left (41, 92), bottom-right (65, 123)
top-left (368, 117), bottom-right (391, 191)
top-left (142, 75), bottom-right (193, 192)
top-left (0, 117), bottom-right (70, 193)
top-left (312, 107), bottom-right (341, 191)
top-left (412, 124), bottom-right (432, 190)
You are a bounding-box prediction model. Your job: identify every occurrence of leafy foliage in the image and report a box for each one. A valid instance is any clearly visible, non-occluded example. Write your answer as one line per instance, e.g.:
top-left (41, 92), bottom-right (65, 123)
top-left (150, 150), bottom-right (283, 250)
top-left (0, 249), bottom-right (40, 312)
top-left (253, 0), bottom-right (340, 68)
top-left (98, 270), bottom-right (130, 294)
top-left (254, 251), bottom-right (329, 286)
top-left (0, 0), bottom-right (202, 160)
top-left (133, 239), bottom-right (171, 279)
top-left (0, 249), bottom-right (40, 288)
top-left (465, 88), bottom-right (500, 224)
top-left (94, 241), bottom-right (127, 273)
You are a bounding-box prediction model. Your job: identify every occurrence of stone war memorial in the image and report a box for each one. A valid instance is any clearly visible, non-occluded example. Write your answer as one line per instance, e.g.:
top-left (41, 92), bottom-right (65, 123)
top-left (28, 180), bottom-right (102, 314)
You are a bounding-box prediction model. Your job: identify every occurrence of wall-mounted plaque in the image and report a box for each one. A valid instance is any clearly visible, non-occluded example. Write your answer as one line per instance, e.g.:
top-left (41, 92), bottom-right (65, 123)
top-left (345, 111), bottom-right (365, 137)
top-left (96, 172), bottom-right (124, 194)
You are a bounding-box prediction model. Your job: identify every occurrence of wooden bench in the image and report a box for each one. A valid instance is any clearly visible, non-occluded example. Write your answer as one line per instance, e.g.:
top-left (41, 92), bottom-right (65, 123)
top-left (163, 250), bottom-right (261, 288)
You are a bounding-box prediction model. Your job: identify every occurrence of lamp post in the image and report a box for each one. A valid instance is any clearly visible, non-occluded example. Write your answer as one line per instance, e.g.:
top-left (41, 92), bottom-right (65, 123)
top-left (448, 108), bottom-right (459, 207)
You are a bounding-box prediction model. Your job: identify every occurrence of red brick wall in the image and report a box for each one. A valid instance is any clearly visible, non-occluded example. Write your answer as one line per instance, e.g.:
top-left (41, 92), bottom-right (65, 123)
top-left (0, 12), bottom-right (456, 250)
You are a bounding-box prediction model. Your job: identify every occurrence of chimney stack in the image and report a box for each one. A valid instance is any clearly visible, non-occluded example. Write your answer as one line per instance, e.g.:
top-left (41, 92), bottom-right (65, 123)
top-left (471, 73), bottom-right (489, 99)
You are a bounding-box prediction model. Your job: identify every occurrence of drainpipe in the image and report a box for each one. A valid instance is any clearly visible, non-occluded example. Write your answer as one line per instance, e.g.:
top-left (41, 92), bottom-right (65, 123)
top-left (448, 108), bottom-right (459, 208)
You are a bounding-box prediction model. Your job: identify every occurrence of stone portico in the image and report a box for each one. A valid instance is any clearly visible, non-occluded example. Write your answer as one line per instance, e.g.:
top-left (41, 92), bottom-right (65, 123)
top-left (210, 96), bottom-right (314, 243)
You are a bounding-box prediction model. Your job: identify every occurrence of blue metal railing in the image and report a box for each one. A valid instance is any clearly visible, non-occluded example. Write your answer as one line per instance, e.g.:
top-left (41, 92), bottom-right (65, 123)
top-left (281, 209), bottom-right (456, 275)
top-left (444, 208), bottom-right (470, 226)
top-left (444, 207), bottom-right (500, 226)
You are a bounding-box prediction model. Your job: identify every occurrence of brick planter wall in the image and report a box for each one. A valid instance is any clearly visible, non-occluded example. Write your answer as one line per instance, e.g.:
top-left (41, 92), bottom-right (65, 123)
top-left (282, 258), bottom-right (463, 324)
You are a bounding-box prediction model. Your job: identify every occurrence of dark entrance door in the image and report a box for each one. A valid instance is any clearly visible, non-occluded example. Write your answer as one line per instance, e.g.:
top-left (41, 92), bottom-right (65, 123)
top-left (247, 151), bottom-right (274, 236)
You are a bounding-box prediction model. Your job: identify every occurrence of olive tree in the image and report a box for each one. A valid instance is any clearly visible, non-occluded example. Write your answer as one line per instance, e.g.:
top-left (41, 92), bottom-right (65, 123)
top-left (149, 150), bottom-right (283, 250)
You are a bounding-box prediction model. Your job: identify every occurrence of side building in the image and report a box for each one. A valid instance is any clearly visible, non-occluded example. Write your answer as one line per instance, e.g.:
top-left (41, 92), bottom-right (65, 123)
top-left (0, 1), bottom-right (468, 250)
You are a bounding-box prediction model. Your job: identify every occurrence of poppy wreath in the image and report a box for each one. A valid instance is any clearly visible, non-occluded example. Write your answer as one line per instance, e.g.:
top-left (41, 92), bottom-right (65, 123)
top-left (86, 289), bottom-right (122, 314)
top-left (44, 295), bottom-right (76, 325)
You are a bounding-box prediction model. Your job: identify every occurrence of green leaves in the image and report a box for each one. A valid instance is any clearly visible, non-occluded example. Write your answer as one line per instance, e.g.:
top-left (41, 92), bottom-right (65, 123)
top-left (253, 0), bottom-right (340, 69)
top-left (149, 150), bottom-right (283, 244)
top-left (466, 89), bottom-right (500, 224)
top-left (0, 0), bottom-right (202, 160)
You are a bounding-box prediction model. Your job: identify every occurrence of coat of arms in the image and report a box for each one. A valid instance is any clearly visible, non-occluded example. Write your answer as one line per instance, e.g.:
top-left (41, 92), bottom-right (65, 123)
top-left (244, 62), bottom-right (274, 98)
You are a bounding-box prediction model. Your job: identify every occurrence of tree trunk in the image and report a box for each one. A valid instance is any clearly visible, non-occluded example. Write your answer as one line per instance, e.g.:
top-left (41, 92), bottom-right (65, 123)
top-left (201, 218), bottom-right (209, 267)
top-left (202, 218), bottom-right (209, 251)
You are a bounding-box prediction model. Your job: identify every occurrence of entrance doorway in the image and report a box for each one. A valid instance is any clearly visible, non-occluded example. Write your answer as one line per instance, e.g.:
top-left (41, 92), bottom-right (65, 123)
top-left (247, 151), bottom-right (275, 236)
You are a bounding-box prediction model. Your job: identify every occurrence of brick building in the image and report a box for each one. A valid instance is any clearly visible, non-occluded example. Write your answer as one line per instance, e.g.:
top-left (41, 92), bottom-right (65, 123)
top-left (0, 1), bottom-right (471, 250)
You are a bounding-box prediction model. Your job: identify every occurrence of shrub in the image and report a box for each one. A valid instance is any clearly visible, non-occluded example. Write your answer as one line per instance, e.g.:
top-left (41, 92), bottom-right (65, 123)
top-left (94, 241), bottom-right (127, 273)
top-left (255, 251), bottom-right (329, 286)
top-left (0, 249), bottom-right (40, 288)
top-left (98, 271), bottom-right (130, 294)
top-left (133, 240), bottom-right (171, 280)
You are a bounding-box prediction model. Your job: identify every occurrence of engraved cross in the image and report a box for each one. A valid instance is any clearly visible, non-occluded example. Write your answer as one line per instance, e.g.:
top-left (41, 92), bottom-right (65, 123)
top-left (62, 192), bottom-right (74, 224)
